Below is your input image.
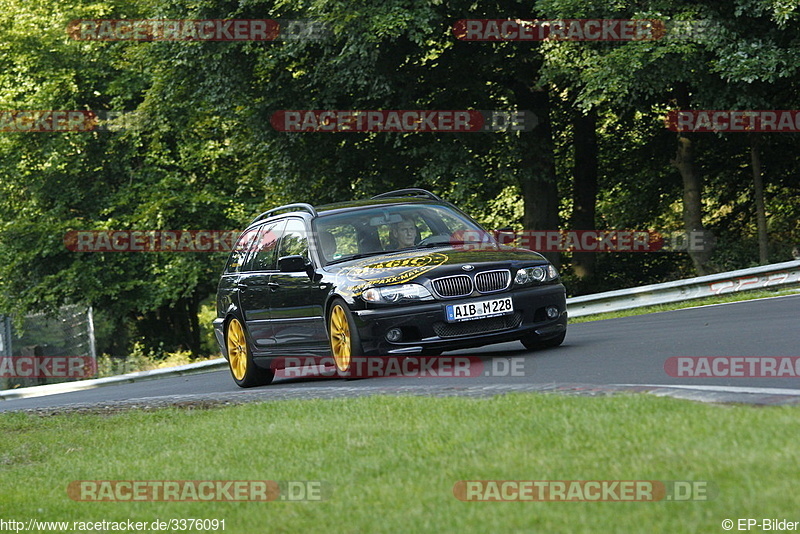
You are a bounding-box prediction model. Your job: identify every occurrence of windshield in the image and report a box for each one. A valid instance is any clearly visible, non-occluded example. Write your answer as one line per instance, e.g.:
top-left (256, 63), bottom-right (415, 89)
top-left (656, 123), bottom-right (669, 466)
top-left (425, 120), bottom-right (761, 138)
top-left (312, 204), bottom-right (493, 265)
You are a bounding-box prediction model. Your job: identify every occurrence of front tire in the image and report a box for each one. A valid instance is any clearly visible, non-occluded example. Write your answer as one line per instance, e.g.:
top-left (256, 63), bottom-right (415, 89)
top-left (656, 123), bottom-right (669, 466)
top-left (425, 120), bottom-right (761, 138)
top-left (328, 298), bottom-right (363, 374)
top-left (520, 330), bottom-right (566, 351)
top-left (226, 317), bottom-right (274, 387)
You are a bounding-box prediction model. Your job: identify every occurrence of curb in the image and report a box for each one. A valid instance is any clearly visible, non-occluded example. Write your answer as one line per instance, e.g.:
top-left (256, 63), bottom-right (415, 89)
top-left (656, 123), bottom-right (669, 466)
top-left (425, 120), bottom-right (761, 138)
top-left (0, 358), bottom-right (228, 401)
top-left (5, 382), bottom-right (800, 415)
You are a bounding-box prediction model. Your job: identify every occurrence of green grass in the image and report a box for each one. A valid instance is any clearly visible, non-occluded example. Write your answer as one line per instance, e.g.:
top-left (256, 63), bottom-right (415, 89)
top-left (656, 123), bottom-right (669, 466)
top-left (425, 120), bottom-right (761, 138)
top-left (570, 287), bottom-right (800, 324)
top-left (1, 394), bottom-right (798, 533)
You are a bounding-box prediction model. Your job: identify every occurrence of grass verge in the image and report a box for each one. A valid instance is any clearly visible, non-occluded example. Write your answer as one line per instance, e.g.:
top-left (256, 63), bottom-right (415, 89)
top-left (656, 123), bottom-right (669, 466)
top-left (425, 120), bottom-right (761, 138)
top-left (1, 394), bottom-right (798, 533)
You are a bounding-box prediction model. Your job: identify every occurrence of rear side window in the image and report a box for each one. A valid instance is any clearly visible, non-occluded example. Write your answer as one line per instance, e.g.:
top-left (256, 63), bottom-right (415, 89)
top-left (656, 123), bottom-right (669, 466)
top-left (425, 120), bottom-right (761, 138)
top-left (246, 220), bottom-right (284, 272)
top-left (224, 227), bottom-right (261, 273)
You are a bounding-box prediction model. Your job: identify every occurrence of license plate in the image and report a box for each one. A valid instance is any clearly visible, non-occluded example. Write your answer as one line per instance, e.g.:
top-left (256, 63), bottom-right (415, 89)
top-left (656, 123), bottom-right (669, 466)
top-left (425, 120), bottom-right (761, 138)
top-left (445, 297), bottom-right (513, 323)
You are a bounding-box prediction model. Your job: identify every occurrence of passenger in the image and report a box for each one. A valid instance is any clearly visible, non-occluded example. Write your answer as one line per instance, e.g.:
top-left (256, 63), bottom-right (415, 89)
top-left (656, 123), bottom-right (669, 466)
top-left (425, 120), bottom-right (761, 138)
top-left (319, 230), bottom-right (337, 261)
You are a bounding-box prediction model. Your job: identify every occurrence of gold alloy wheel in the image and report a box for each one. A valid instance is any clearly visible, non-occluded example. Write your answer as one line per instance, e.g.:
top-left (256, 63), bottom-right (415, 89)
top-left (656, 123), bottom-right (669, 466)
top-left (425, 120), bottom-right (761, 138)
top-left (329, 304), bottom-right (352, 372)
top-left (226, 318), bottom-right (248, 381)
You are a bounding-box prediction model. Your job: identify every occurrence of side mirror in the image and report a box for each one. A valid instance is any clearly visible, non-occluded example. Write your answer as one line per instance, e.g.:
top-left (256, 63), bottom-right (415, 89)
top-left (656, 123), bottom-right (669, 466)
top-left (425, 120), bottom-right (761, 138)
top-left (278, 255), bottom-right (308, 273)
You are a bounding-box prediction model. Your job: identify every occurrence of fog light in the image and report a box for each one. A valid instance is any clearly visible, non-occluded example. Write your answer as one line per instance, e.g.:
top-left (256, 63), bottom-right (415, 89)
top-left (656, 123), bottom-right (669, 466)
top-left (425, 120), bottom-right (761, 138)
top-left (546, 306), bottom-right (559, 319)
top-left (386, 328), bottom-right (403, 342)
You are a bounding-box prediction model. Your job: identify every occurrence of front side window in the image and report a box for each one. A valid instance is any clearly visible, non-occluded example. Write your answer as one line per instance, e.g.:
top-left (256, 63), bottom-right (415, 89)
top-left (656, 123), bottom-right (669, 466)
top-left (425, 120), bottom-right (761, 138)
top-left (278, 218), bottom-right (309, 260)
top-left (245, 220), bottom-right (284, 272)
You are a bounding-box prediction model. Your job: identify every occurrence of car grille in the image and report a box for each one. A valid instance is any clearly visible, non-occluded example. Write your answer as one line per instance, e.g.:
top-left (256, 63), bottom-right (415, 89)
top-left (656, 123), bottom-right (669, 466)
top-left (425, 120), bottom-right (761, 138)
top-left (432, 275), bottom-right (472, 298)
top-left (432, 312), bottom-right (522, 338)
top-left (475, 269), bottom-right (510, 293)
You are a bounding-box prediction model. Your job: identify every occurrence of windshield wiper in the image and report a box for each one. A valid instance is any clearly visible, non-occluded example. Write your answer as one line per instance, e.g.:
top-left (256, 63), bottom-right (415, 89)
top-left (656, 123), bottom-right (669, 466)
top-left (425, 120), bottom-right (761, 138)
top-left (414, 242), bottom-right (450, 249)
top-left (414, 240), bottom-right (493, 249)
top-left (326, 250), bottom-right (388, 265)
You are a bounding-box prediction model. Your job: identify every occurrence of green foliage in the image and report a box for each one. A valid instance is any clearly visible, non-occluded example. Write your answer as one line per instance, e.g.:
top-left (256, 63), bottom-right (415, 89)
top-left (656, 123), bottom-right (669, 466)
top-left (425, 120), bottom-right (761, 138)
top-left (95, 341), bottom-right (212, 377)
top-left (0, 0), bottom-right (798, 356)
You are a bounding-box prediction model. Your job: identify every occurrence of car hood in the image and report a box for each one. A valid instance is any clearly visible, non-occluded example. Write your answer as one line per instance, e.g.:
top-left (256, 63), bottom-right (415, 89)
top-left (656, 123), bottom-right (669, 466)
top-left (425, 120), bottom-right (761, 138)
top-left (324, 246), bottom-right (548, 297)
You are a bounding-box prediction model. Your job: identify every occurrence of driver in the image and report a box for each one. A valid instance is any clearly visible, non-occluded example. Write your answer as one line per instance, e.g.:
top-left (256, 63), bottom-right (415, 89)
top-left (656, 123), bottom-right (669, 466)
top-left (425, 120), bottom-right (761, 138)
top-left (390, 216), bottom-right (418, 248)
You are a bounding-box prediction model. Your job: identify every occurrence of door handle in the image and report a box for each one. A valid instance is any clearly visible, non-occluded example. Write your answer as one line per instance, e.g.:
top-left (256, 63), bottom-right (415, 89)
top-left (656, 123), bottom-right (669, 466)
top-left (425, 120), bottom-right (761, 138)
top-left (267, 282), bottom-right (280, 290)
top-left (236, 283), bottom-right (247, 289)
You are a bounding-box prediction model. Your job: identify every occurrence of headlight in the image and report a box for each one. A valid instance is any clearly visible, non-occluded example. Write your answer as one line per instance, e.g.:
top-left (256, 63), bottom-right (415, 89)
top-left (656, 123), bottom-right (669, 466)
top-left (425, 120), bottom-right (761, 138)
top-left (514, 264), bottom-right (558, 285)
top-left (362, 283), bottom-right (434, 303)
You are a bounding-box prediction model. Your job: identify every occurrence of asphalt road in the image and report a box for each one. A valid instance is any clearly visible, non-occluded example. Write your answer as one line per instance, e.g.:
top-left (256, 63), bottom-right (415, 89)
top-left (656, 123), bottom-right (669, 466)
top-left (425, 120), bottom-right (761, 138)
top-left (1, 294), bottom-right (799, 412)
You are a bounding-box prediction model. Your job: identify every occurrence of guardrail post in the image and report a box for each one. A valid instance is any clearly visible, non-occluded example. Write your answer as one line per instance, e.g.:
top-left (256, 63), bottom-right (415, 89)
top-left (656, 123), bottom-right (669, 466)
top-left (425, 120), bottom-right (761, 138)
top-left (0, 316), bottom-right (10, 357)
top-left (88, 306), bottom-right (97, 375)
top-left (0, 316), bottom-right (10, 390)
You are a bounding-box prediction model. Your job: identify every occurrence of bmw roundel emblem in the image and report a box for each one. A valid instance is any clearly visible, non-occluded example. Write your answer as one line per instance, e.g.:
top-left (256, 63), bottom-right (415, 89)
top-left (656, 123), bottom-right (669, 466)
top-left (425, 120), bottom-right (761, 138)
top-left (462, 265), bottom-right (474, 271)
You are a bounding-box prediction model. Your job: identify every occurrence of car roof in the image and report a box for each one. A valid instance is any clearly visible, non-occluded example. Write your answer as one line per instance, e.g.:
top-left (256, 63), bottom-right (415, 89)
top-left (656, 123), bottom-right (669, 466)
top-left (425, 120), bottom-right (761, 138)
top-left (247, 189), bottom-right (451, 227)
top-left (315, 197), bottom-right (441, 216)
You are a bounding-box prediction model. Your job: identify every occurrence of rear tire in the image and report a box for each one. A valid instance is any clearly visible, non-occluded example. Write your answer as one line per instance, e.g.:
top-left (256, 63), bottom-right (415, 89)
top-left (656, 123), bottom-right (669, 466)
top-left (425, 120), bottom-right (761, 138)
top-left (520, 330), bottom-right (566, 351)
top-left (226, 317), bottom-right (274, 387)
top-left (327, 298), bottom-right (363, 375)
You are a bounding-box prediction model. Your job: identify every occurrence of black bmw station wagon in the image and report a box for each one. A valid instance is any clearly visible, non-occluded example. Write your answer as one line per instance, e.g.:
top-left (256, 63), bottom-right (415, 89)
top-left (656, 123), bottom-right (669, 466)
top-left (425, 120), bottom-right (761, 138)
top-left (214, 189), bottom-right (567, 387)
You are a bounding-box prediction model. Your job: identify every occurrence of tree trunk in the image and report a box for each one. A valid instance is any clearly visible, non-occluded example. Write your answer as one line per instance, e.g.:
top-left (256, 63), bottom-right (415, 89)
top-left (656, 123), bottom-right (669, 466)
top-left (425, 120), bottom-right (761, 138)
top-left (749, 133), bottom-right (768, 264)
top-left (512, 82), bottom-right (560, 268)
top-left (671, 84), bottom-right (713, 275)
top-left (572, 109), bottom-right (598, 282)
top-left (671, 134), bottom-right (712, 274)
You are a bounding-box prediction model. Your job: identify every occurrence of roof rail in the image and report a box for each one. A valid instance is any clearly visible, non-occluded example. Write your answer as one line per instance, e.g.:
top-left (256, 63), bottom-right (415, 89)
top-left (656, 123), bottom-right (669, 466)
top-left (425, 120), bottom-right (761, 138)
top-left (370, 188), bottom-right (443, 201)
top-left (249, 203), bottom-right (318, 225)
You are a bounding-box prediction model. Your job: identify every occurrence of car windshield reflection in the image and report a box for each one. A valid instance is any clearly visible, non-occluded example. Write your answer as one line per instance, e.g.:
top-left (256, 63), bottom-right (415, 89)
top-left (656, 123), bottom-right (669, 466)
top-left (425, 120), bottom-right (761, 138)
top-left (313, 204), bottom-right (493, 265)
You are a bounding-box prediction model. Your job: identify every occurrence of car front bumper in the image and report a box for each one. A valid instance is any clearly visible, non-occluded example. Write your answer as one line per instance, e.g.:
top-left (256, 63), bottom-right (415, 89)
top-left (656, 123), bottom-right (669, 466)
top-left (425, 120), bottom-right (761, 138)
top-left (352, 283), bottom-right (567, 354)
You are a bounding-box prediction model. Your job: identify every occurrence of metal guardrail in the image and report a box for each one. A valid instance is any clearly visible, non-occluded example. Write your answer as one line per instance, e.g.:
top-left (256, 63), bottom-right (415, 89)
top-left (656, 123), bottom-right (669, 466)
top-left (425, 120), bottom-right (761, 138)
top-left (0, 358), bottom-right (228, 401)
top-left (567, 260), bottom-right (800, 318)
